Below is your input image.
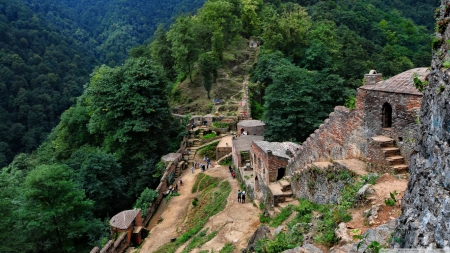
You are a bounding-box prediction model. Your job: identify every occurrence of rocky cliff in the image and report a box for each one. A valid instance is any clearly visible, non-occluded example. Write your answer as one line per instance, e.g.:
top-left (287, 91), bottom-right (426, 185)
top-left (394, 0), bottom-right (450, 247)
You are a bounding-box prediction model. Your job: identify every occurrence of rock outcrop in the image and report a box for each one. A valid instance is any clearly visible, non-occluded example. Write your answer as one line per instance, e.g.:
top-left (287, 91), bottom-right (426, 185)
top-left (394, 0), bottom-right (450, 247)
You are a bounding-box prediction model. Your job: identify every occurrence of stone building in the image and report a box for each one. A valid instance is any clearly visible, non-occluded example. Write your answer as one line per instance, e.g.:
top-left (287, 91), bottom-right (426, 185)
top-left (359, 68), bottom-right (425, 169)
top-left (110, 209), bottom-right (144, 246)
top-left (216, 136), bottom-right (233, 161)
top-left (251, 141), bottom-right (300, 199)
top-left (241, 68), bottom-right (428, 208)
top-left (237, 120), bottom-right (265, 136)
top-left (231, 135), bottom-right (264, 168)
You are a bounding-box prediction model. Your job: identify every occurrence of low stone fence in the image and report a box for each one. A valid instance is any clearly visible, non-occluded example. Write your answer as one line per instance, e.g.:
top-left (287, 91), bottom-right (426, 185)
top-left (290, 161), bottom-right (357, 205)
top-left (91, 233), bottom-right (128, 253)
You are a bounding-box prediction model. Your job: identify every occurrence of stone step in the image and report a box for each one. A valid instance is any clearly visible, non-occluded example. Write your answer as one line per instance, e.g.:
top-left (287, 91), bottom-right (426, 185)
top-left (393, 164), bottom-right (408, 174)
top-left (278, 180), bottom-right (291, 192)
top-left (371, 135), bottom-right (395, 148)
top-left (381, 147), bottom-right (401, 157)
top-left (386, 155), bottom-right (405, 165)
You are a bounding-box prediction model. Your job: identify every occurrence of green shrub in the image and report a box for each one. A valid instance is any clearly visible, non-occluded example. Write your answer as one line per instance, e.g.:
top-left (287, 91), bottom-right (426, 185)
top-left (255, 232), bottom-right (295, 253)
top-left (192, 173), bottom-right (220, 193)
top-left (198, 141), bottom-right (219, 160)
top-left (259, 213), bottom-right (271, 223)
top-left (270, 205), bottom-right (293, 227)
top-left (219, 242), bottom-right (236, 253)
top-left (219, 156), bottom-right (232, 166)
top-left (134, 187), bottom-right (158, 217)
top-left (202, 133), bottom-right (216, 140)
top-left (212, 121), bottom-right (230, 128)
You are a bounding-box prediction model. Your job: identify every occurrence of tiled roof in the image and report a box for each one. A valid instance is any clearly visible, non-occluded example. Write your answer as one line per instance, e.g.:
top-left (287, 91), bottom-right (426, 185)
top-left (233, 135), bottom-right (264, 151)
top-left (360, 67), bottom-right (428, 95)
top-left (110, 210), bottom-right (140, 230)
top-left (161, 153), bottom-right (182, 163)
top-left (254, 141), bottom-right (301, 159)
top-left (237, 120), bottom-right (265, 127)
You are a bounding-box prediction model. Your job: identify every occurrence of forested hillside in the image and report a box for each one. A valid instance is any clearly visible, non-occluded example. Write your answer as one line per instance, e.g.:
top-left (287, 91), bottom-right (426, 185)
top-left (0, 0), bottom-right (95, 168)
top-left (249, 0), bottom-right (435, 141)
top-left (22, 0), bottom-right (206, 65)
top-left (0, 0), bottom-right (204, 167)
top-left (0, 0), bottom-right (438, 252)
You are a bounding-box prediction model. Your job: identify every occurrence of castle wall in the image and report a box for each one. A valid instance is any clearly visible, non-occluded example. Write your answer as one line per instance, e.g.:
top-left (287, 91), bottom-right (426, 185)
top-left (287, 105), bottom-right (365, 177)
top-left (359, 89), bottom-right (422, 164)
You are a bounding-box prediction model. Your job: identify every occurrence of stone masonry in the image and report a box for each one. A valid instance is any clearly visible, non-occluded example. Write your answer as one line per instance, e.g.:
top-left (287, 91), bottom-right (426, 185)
top-left (288, 68), bottom-right (427, 177)
top-left (394, 1), bottom-right (450, 248)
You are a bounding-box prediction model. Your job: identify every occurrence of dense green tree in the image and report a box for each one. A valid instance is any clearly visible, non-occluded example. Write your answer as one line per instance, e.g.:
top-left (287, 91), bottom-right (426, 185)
top-left (66, 146), bottom-right (127, 217)
top-left (260, 4), bottom-right (312, 62)
top-left (81, 58), bottom-right (174, 165)
top-left (199, 52), bottom-right (221, 98)
top-left (167, 15), bottom-right (199, 83)
top-left (150, 25), bottom-right (176, 80)
top-left (254, 52), bottom-right (345, 142)
top-left (21, 164), bottom-right (102, 252)
top-left (241, 0), bottom-right (263, 36)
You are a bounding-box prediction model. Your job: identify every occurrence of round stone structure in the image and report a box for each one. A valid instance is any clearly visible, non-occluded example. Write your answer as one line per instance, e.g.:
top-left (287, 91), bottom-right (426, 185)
top-left (237, 120), bottom-right (265, 136)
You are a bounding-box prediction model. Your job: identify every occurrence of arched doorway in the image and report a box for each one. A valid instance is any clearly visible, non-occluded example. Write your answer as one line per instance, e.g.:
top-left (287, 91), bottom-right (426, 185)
top-left (277, 168), bottom-right (286, 180)
top-left (382, 103), bottom-right (392, 128)
top-left (255, 176), bottom-right (260, 192)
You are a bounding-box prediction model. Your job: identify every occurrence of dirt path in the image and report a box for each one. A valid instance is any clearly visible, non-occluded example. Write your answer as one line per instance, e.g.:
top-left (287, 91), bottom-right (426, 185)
top-left (140, 156), bottom-right (260, 253)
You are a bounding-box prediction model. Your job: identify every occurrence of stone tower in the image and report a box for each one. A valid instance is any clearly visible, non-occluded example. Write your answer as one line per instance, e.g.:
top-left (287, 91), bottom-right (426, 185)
top-left (394, 0), bottom-right (450, 248)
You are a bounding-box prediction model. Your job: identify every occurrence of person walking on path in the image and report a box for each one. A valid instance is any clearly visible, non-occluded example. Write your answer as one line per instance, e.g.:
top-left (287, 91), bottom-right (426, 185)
top-left (179, 178), bottom-right (183, 185)
top-left (237, 190), bottom-right (242, 203)
top-left (242, 191), bottom-right (246, 203)
top-left (190, 166), bottom-right (194, 174)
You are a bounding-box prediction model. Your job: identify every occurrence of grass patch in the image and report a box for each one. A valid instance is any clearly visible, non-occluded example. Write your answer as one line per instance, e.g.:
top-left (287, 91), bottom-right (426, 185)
top-left (270, 204), bottom-right (293, 227)
top-left (219, 242), bottom-right (236, 253)
top-left (198, 141), bottom-right (219, 160)
top-left (212, 121), bottom-right (230, 129)
top-left (255, 174), bottom-right (376, 251)
top-left (181, 228), bottom-right (219, 253)
top-left (259, 213), bottom-right (271, 223)
top-left (153, 179), bottom-right (231, 253)
top-left (192, 173), bottom-right (220, 193)
top-left (202, 133), bottom-right (217, 140)
top-left (219, 156), bottom-right (232, 166)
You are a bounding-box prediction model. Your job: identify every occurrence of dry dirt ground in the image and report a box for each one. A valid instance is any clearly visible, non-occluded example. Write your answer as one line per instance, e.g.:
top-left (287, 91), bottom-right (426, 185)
top-left (346, 173), bottom-right (408, 236)
top-left (138, 159), bottom-right (260, 253)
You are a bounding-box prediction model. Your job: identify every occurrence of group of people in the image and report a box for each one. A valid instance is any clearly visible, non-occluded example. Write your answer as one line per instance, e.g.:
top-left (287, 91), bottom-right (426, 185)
top-left (190, 157), bottom-right (213, 173)
top-left (237, 189), bottom-right (246, 203)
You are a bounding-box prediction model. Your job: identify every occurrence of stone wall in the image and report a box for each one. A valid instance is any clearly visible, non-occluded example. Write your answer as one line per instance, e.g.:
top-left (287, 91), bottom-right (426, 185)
top-left (90, 232), bottom-right (129, 253)
top-left (290, 162), bottom-right (355, 204)
top-left (394, 1), bottom-right (450, 247)
top-left (358, 89), bottom-right (422, 164)
top-left (287, 106), bottom-right (364, 177)
top-left (252, 142), bottom-right (289, 186)
top-left (216, 146), bottom-right (232, 161)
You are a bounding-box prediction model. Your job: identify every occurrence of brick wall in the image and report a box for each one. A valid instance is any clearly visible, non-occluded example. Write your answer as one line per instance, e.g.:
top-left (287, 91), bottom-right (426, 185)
top-left (287, 87), bottom-right (421, 177)
top-left (287, 105), bottom-right (364, 176)
top-left (237, 124), bottom-right (265, 136)
top-left (358, 89), bottom-right (421, 163)
top-left (216, 146), bottom-right (232, 161)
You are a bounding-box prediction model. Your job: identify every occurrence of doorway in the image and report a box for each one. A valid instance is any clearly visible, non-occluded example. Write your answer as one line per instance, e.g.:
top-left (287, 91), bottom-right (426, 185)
top-left (382, 103), bottom-right (392, 128)
top-left (277, 168), bottom-right (286, 180)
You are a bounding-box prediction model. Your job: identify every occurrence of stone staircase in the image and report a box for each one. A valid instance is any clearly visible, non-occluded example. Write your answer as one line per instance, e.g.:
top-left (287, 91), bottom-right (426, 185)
top-left (268, 177), bottom-right (294, 207)
top-left (371, 136), bottom-right (408, 173)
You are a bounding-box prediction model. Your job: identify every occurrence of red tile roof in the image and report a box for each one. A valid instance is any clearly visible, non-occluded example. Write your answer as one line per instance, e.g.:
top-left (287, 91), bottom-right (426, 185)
top-left (360, 68), bottom-right (428, 95)
top-left (110, 210), bottom-right (140, 230)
